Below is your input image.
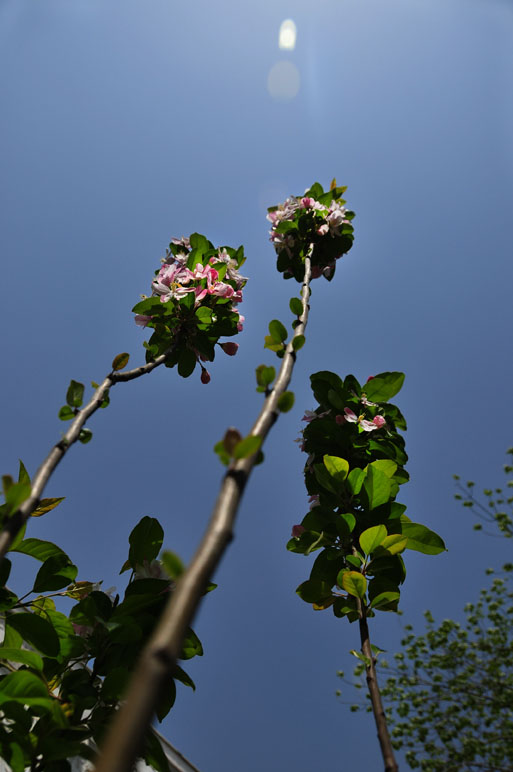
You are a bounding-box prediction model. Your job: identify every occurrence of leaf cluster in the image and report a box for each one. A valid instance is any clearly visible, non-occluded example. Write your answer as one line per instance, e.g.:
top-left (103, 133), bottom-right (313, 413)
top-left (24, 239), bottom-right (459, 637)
top-left (289, 371), bottom-right (445, 621)
top-left (0, 514), bottom-right (202, 771)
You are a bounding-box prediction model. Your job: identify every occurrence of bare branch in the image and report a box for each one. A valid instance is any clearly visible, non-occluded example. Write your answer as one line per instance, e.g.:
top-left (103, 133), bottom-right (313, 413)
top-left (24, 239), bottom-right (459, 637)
top-left (0, 349), bottom-right (172, 562)
top-left (93, 255), bottom-right (313, 772)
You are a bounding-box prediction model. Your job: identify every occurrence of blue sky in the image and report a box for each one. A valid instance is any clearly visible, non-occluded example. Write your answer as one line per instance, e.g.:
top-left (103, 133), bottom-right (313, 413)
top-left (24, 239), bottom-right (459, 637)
top-left (1, 0), bottom-right (512, 769)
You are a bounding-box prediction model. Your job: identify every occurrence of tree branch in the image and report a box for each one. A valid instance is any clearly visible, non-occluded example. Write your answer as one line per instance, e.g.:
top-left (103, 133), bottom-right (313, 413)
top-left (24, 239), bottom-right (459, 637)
top-left (93, 255), bottom-right (313, 772)
top-left (358, 601), bottom-right (399, 772)
top-left (0, 349), bottom-right (173, 562)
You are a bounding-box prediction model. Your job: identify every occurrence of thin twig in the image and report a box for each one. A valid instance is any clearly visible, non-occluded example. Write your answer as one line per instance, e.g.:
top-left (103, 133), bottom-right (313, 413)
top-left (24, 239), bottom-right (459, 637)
top-left (93, 254), bottom-right (313, 772)
top-left (0, 349), bottom-right (173, 562)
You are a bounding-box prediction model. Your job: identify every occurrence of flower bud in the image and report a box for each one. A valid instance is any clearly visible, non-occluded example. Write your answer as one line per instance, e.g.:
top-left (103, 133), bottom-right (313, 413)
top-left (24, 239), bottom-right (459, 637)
top-left (220, 342), bottom-right (239, 356)
top-left (200, 368), bottom-right (211, 384)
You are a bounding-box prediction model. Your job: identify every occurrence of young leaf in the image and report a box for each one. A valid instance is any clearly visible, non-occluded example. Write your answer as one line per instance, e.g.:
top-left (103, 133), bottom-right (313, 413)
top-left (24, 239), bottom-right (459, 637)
top-left (255, 364), bottom-right (276, 389)
top-left (292, 335), bottom-right (305, 351)
top-left (78, 428), bottom-right (93, 444)
top-left (277, 391), bottom-right (295, 413)
top-left (323, 455), bottom-right (349, 482)
top-left (31, 497), bottom-right (65, 517)
top-left (268, 319), bottom-right (288, 343)
top-left (112, 352), bottom-right (130, 371)
top-left (17, 460), bottom-right (30, 487)
top-left (233, 435), bottom-right (262, 460)
top-left (289, 297), bottom-right (303, 316)
top-left (66, 379), bottom-right (85, 408)
top-left (341, 571), bottom-right (367, 599)
top-left (162, 550), bottom-right (185, 580)
top-left (359, 525), bottom-right (388, 555)
top-left (58, 405), bottom-right (75, 421)
top-left (370, 591), bottom-right (400, 610)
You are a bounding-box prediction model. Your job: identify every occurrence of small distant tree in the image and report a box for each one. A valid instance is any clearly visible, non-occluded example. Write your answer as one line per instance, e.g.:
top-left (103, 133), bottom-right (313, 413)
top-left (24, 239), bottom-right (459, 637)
top-left (342, 451), bottom-right (513, 771)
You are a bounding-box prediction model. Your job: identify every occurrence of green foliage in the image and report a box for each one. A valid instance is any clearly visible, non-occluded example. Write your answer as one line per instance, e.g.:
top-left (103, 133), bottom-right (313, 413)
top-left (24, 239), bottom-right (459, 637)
top-left (255, 364), bottom-right (276, 393)
top-left (453, 448), bottom-right (513, 538)
top-left (0, 516), bottom-right (202, 770)
top-left (289, 370), bottom-right (445, 622)
top-left (289, 297), bottom-right (303, 316)
top-left (366, 578), bottom-right (513, 771)
top-left (66, 380), bottom-right (84, 409)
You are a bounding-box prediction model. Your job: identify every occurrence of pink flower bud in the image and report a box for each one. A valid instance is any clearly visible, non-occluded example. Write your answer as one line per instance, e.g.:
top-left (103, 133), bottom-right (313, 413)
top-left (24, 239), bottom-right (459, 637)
top-left (373, 415), bottom-right (386, 428)
top-left (366, 375), bottom-right (375, 382)
top-left (200, 368), bottom-right (211, 384)
top-left (220, 342), bottom-right (239, 356)
top-left (291, 524), bottom-right (305, 538)
top-left (335, 414), bottom-right (345, 425)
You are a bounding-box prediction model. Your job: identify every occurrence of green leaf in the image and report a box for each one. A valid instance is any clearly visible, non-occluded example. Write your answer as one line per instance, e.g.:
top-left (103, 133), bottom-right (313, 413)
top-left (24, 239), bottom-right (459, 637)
top-left (18, 460), bottom-right (30, 487)
top-left (181, 628), bottom-right (203, 660)
top-left (177, 348), bottom-right (197, 378)
top-left (31, 497), bottom-right (65, 517)
top-left (0, 670), bottom-right (49, 702)
top-left (264, 335), bottom-right (284, 353)
top-left (0, 647), bottom-right (44, 671)
top-left (323, 455), bottom-right (349, 482)
top-left (277, 391), bottom-right (295, 412)
top-left (363, 466), bottom-right (392, 510)
top-left (12, 537), bottom-right (70, 563)
top-left (0, 557), bottom-right (11, 586)
top-left (6, 613), bottom-right (60, 657)
top-left (128, 516), bottom-right (164, 567)
top-left (363, 372), bottom-right (405, 403)
top-left (391, 521), bottom-right (446, 555)
top-left (292, 335), bottom-right (305, 351)
top-left (379, 534), bottom-right (408, 555)
top-left (255, 364), bottom-right (276, 389)
top-left (112, 352), bottom-right (130, 371)
top-left (296, 579), bottom-right (333, 604)
top-left (371, 459), bottom-right (398, 478)
top-left (360, 525), bottom-right (388, 555)
top-left (174, 665), bottom-right (196, 690)
top-left (58, 405), bottom-right (75, 420)
top-left (289, 297), bottom-right (303, 315)
top-left (233, 435), bottom-right (262, 460)
top-left (347, 468), bottom-right (365, 495)
top-left (66, 379), bottom-right (84, 408)
top-left (33, 555), bottom-right (78, 592)
top-left (143, 731), bottom-right (172, 772)
top-left (269, 319), bottom-right (288, 343)
top-left (213, 440), bottom-right (230, 466)
top-left (162, 550), bottom-right (185, 580)
top-left (341, 571), bottom-right (367, 598)
top-left (370, 591), bottom-right (400, 610)
top-left (350, 649), bottom-right (371, 666)
top-left (5, 482), bottom-right (31, 513)
top-left (78, 428), bottom-right (93, 444)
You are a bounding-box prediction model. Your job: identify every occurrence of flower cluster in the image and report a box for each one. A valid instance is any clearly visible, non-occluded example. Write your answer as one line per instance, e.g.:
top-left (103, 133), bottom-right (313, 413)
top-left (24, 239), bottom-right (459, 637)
top-left (267, 181), bottom-right (355, 282)
top-left (132, 233), bottom-right (247, 382)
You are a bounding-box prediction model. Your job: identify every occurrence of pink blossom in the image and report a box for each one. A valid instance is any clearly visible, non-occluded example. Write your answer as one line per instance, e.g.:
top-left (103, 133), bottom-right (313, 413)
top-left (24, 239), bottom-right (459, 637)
top-left (134, 560), bottom-right (167, 580)
top-left (291, 524), bottom-right (305, 538)
top-left (135, 314), bottom-right (152, 327)
top-left (373, 415), bottom-right (386, 429)
top-left (309, 494), bottom-right (320, 509)
top-left (360, 419), bottom-right (378, 432)
top-left (220, 342), bottom-right (239, 356)
top-left (200, 367), bottom-right (211, 384)
top-left (343, 407), bottom-right (359, 423)
top-left (302, 409), bottom-right (329, 423)
top-left (317, 223), bottom-right (329, 236)
top-left (366, 375), bottom-right (375, 382)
